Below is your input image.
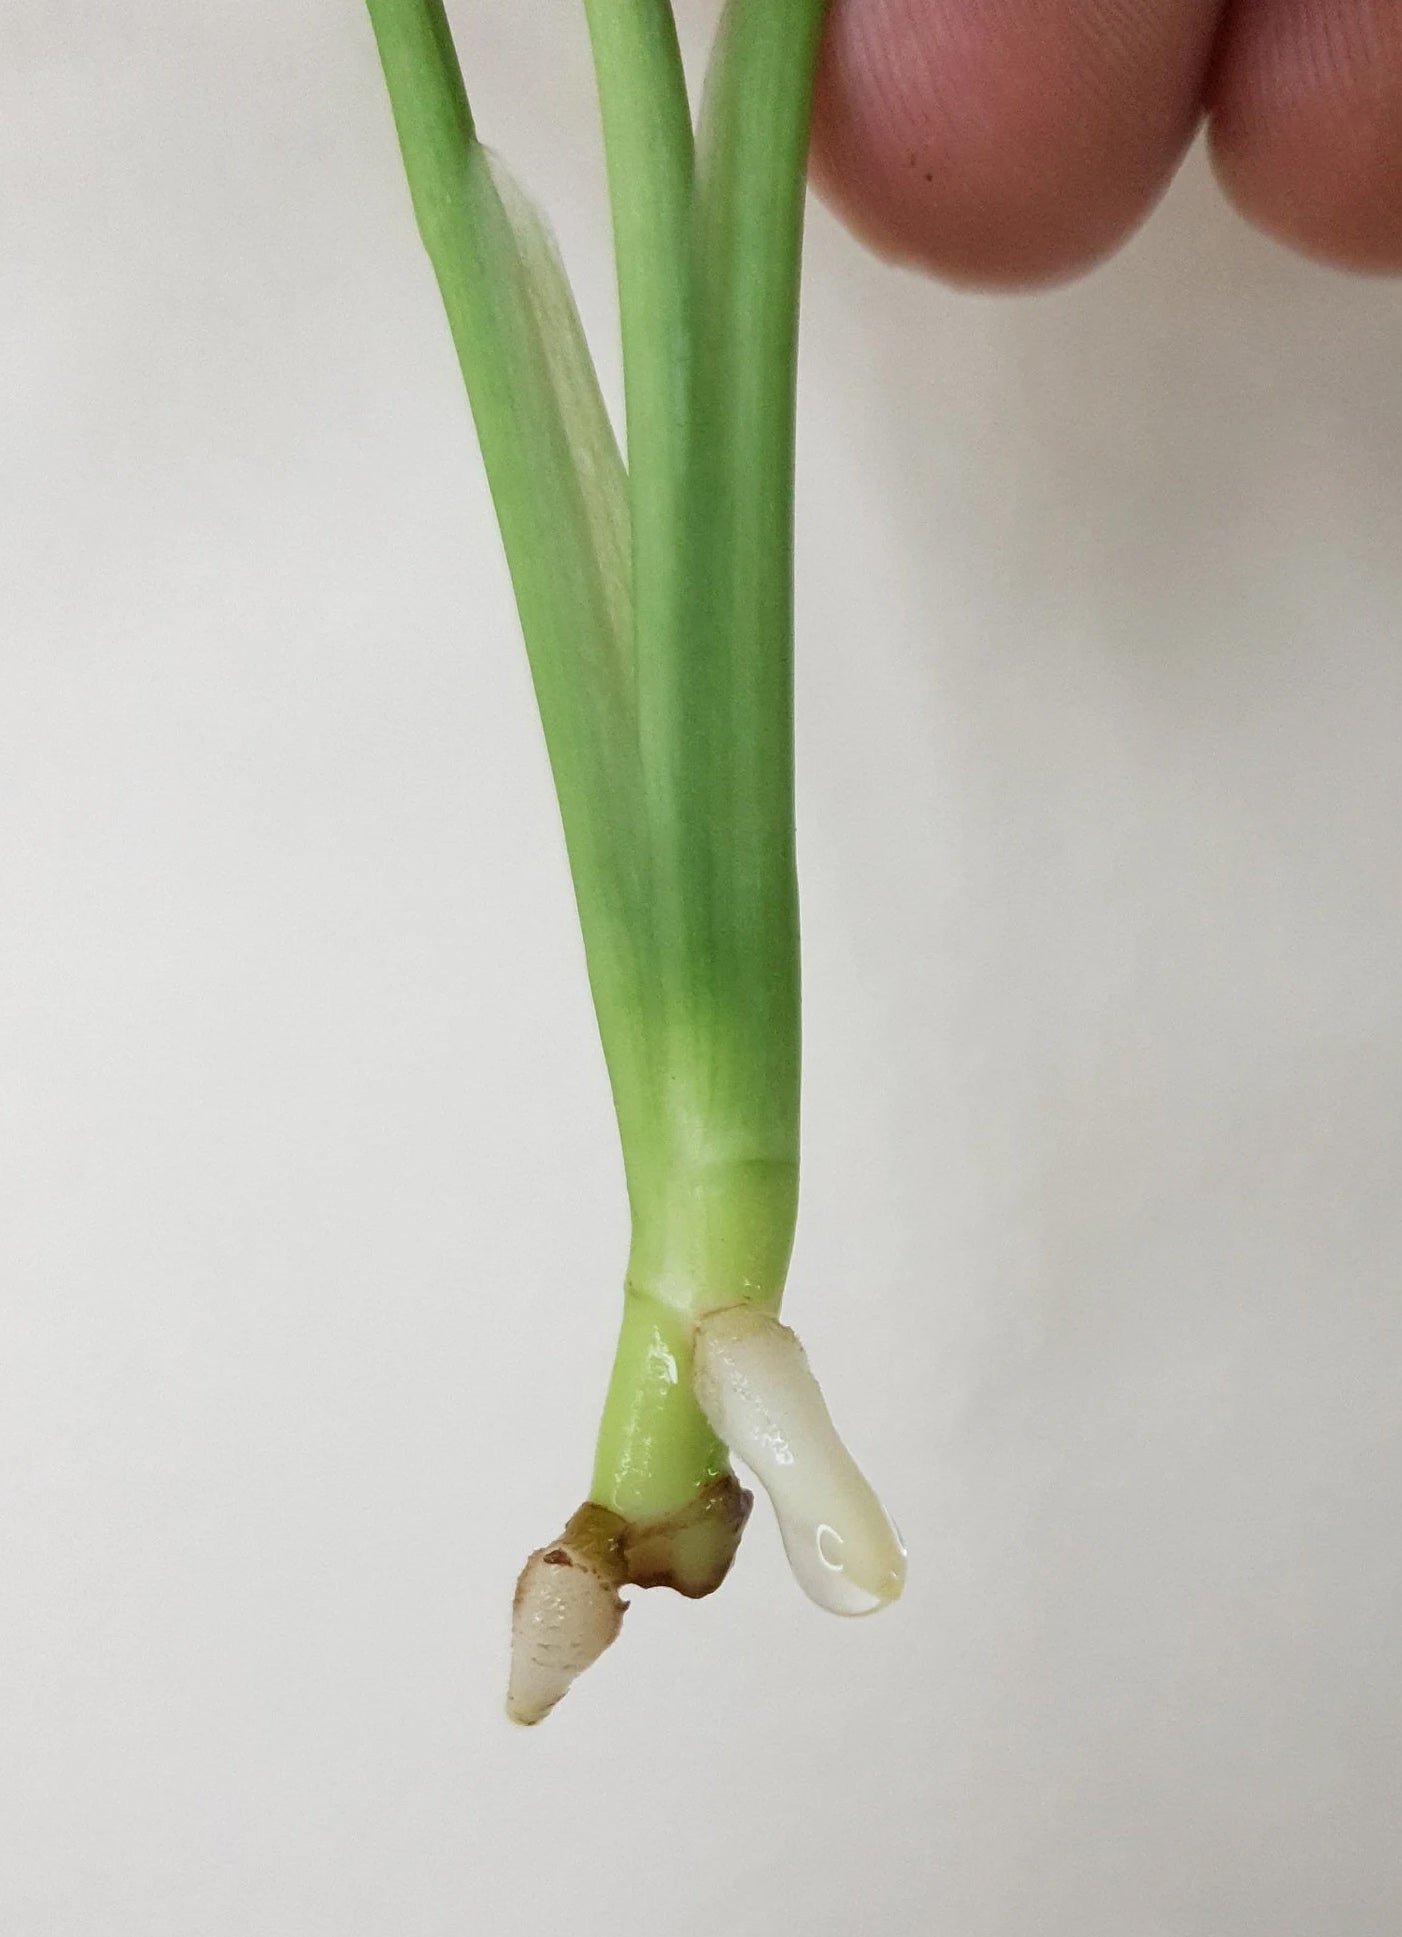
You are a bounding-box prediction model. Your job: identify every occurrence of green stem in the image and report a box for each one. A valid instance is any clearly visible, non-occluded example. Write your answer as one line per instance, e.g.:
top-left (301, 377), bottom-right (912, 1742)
top-left (592, 1158), bottom-right (800, 1519)
top-left (673, 0), bottom-right (829, 1160)
top-left (580, 0), bottom-right (693, 715)
top-left (590, 0), bottom-right (829, 1519)
top-left (581, 7), bottom-right (707, 1173)
top-left (367, 0), bottom-right (831, 1530)
top-left (365, 0), bottom-right (660, 1182)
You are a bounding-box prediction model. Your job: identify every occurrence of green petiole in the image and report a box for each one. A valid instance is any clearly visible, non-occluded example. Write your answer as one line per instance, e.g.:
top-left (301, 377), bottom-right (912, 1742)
top-left (365, 0), bottom-right (903, 1723)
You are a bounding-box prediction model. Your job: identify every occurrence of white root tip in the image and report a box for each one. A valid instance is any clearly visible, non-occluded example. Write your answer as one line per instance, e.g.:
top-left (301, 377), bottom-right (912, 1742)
top-left (506, 1531), bottom-right (626, 1727)
top-left (692, 1305), bottom-right (906, 1617)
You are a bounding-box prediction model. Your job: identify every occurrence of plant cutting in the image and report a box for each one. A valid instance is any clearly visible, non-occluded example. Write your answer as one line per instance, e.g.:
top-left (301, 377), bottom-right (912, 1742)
top-left (365, 0), bottom-right (905, 1723)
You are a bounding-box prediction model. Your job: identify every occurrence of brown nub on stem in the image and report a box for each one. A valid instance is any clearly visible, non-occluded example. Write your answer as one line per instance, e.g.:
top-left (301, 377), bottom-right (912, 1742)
top-left (619, 1475), bottom-right (753, 1599)
top-left (506, 1480), bottom-right (752, 1725)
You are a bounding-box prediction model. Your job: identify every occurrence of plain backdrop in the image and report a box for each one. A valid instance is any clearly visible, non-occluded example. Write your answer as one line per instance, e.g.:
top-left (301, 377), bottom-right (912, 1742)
top-left (3, 4), bottom-right (1401, 1934)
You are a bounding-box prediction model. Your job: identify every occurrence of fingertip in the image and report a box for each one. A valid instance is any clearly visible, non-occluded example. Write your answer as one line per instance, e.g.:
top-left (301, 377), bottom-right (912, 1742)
top-left (809, 122), bottom-right (1137, 291)
top-left (812, 0), bottom-right (1212, 288)
top-left (1209, 0), bottom-right (1402, 275)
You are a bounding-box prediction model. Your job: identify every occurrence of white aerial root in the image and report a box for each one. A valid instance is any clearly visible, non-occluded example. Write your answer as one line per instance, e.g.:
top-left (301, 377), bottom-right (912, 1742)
top-left (506, 1515), bottom-right (626, 1727)
top-left (691, 1305), bottom-right (906, 1616)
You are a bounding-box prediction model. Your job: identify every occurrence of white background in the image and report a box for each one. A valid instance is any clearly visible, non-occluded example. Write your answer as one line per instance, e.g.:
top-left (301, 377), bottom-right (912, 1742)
top-left (3, 4), bottom-right (1401, 1932)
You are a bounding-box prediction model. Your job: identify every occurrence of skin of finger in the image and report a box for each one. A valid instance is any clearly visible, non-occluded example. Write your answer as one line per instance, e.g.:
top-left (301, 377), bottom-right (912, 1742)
top-left (809, 0), bottom-right (1229, 286)
top-left (1209, 0), bottom-right (1402, 272)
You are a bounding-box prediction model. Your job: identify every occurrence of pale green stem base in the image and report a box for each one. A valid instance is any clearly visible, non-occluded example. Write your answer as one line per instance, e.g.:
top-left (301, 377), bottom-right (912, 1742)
top-left (591, 1156), bottom-right (798, 1520)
